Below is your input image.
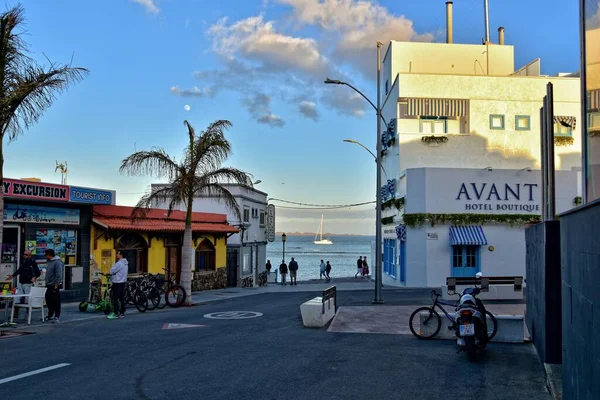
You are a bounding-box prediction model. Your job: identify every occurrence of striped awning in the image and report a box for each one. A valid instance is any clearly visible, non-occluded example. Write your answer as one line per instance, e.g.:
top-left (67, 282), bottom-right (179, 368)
top-left (449, 226), bottom-right (488, 246)
top-left (554, 116), bottom-right (576, 129)
top-left (407, 98), bottom-right (468, 117)
top-left (587, 89), bottom-right (600, 112)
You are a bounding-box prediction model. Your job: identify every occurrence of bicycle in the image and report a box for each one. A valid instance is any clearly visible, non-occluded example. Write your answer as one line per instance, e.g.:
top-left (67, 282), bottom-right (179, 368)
top-left (409, 290), bottom-right (498, 340)
top-left (124, 278), bottom-right (149, 312)
top-left (161, 268), bottom-right (186, 307)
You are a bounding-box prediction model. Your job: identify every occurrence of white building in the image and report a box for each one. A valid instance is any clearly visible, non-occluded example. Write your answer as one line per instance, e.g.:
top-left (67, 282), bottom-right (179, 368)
top-left (152, 184), bottom-right (268, 287)
top-left (377, 4), bottom-right (582, 287)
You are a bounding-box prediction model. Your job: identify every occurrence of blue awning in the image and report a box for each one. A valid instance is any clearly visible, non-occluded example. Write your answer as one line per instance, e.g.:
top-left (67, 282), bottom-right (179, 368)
top-left (449, 226), bottom-right (488, 246)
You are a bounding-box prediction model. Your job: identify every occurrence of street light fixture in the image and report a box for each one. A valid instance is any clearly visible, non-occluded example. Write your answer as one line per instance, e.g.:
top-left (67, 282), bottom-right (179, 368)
top-left (281, 233), bottom-right (287, 265)
top-left (324, 42), bottom-right (385, 304)
top-left (253, 180), bottom-right (262, 185)
top-left (343, 139), bottom-right (388, 177)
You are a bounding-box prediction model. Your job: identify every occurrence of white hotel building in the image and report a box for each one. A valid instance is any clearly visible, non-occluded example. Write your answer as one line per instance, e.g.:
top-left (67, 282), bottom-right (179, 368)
top-left (377, 19), bottom-right (581, 287)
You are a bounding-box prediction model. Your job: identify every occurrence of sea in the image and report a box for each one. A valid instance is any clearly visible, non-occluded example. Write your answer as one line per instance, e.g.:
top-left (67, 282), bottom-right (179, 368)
top-left (266, 235), bottom-right (375, 281)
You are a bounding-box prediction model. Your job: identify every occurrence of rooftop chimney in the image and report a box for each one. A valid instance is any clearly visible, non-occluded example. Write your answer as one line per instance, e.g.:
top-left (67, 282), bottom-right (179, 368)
top-left (498, 26), bottom-right (505, 45)
top-left (446, 1), bottom-right (453, 44)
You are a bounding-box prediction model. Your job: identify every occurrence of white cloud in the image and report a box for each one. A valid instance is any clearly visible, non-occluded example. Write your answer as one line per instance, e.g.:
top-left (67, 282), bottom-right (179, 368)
top-left (298, 101), bottom-right (319, 120)
top-left (170, 85), bottom-right (213, 97)
top-left (258, 113), bottom-right (285, 127)
top-left (132, 0), bottom-right (159, 14)
top-left (243, 92), bottom-right (286, 127)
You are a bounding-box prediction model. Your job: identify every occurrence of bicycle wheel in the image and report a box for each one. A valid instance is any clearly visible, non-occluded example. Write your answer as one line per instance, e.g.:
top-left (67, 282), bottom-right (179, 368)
top-left (155, 288), bottom-right (167, 309)
top-left (166, 285), bottom-right (187, 307)
top-left (485, 311), bottom-right (498, 341)
top-left (146, 287), bottom-right (161, 310)
top-left (409, 307), bottom-right (441, 339)
top-left (135, 292), bottom-right (148, 312)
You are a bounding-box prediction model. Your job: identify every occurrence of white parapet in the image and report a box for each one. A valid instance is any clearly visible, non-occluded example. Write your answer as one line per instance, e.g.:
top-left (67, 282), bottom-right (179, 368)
top-left (300, 297), bottom-right (336, 328)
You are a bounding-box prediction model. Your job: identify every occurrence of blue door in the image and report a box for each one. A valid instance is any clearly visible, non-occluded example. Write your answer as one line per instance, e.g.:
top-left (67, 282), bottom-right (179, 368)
top-left (399, 240), bottom-right (406, 283)
top-left (451, 245), bottom-right (480, 277)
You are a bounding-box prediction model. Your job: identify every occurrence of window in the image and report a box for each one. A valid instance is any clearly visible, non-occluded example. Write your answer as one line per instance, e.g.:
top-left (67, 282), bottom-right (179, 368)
top-left (420, 117), bottom-right (447, 134)
top-left (451, 245), bottom-right (480, 277)
top-left (489, 114), bottom-right (505, 130)
top-left (243, 208), bottom-right (250, 223)
top-left (195, 239), bottom-right (216, 271)
top-left (515, 115), bottom-right (531, 131)
top-left (383, 238), bottom-right (396, 279)
top-left (259, 211), bottom-right (266, 226)
top-left (554, 122), bottom-right (572, 137)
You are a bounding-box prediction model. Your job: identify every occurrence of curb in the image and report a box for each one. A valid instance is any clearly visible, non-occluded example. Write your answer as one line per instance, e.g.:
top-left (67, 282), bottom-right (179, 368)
top-left (544, 363), bottom-right (562, 400)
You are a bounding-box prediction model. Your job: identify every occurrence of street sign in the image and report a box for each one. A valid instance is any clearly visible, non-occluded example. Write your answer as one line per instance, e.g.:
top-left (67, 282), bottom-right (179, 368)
top-left (266, 204), bottom-right (276, 242)
top-left (203, 311), bottom-right (263, 319)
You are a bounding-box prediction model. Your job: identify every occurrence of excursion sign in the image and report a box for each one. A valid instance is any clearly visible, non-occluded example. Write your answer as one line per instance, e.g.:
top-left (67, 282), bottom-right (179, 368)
top-left (3, 179), bottom-right (69, 201)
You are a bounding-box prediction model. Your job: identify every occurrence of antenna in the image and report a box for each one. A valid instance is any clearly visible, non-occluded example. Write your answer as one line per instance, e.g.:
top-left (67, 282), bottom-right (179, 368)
top-left (55, 161), bottom-right (69, 185)
top-left (483, 0), bottom-right (490, 44)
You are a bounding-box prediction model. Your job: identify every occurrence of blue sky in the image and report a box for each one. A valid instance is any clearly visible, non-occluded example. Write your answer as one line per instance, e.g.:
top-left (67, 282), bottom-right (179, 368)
top-left (7, 0), bottom-right (580, 234)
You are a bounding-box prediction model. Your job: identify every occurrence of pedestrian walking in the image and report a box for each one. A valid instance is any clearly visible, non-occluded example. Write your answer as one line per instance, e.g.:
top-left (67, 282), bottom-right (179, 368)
top-left (44, 249), bottom-right (63, 323)
top-left (279, 260), bottom-right (288, 285)
top-left (319, 260), bottom-right (326, 279)
top-left (325, 261), bottom-right (332, 281)
top-left (7, 249), bottom-right (40, 319)
top-left (362, 256), bottom-right (369, 277)
top-left (266, 260), bottom-right (272, 274)
top-left (288, 257), bottom-right (298, 285)
top-left (355, 256), bottom-right (362, 278)
top-left (107, 251), bottom-right (128, 319)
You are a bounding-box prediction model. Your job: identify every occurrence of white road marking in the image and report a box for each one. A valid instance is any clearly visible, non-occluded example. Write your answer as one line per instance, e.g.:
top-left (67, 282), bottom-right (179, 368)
top-left (0, 363), bottom-right (70, 385)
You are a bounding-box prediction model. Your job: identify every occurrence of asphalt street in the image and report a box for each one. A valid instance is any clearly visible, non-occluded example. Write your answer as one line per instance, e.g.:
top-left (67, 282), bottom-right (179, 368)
top-left (0, 290), bottom-right (549, 400)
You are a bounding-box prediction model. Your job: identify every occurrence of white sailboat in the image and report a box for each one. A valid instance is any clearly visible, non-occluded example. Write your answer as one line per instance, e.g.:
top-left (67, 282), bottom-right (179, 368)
top-left (314, 215), bottom-right (333, 245)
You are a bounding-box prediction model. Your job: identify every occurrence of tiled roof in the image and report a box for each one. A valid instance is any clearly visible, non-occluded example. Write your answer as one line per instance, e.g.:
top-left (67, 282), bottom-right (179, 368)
top-left (92, 205), bottom-right (239, 233)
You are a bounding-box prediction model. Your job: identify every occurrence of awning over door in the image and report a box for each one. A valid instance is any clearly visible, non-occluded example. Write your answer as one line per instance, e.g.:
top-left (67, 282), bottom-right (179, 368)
top-left (406, 98), bottom-right (468, 117)
top-left (554, 116), bottom-right (576, 129)
top-left (449, 226), bottom-right (488, 246)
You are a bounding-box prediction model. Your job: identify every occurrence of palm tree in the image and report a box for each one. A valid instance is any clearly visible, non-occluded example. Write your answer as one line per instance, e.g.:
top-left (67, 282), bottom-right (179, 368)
top-left (0, 5), bottom-right (88, 257)
top-left (120, 120), bottom-right (253, 305)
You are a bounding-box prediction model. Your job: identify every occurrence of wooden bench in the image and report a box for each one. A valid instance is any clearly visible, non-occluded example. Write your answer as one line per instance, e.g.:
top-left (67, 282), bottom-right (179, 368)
top-left (442, 276), bottom-right (524, 300)
top-left (300, 286), bottom-right (337, 328)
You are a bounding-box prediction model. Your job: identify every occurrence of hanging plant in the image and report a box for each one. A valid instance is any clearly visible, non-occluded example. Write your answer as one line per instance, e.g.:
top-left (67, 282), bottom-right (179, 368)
top-left (381, 216), bottom-right (395, 225)
top-left (395, 197), bottom-right (405, 210)
top-left (573, 196), bottom-right (582, 206)
top-left (589, 128), bottom-right (600, 138)
top-left (554, 136), bottom-right (574, 146)
top-left (421, 135), bottom-right (448, 144)
top-left (380, 149), bottom-right (387, 157)
top-left (381, 196), bottom-right (405, 211)
top-left (402, 213), bottom-right (541, 228)
top-left (387, 136), bottom-right (396, 147)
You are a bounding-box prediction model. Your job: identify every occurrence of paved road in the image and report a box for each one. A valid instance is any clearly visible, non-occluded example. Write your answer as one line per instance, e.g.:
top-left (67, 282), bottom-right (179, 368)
top-left (0, 290), bottom-right (548, 400)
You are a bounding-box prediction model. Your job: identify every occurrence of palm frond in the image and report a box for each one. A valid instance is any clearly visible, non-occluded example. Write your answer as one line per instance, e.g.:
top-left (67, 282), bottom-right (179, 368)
top-left (193, 183), bottom-right (243, 222)
top-left (188, 120), bottom-right (233, 176)
top-left (119, 148), bottom-right (183, 180)
top-left (131, 185), bottom-right (184, 220)
top-left (197, 167), bottom-right (253, 187)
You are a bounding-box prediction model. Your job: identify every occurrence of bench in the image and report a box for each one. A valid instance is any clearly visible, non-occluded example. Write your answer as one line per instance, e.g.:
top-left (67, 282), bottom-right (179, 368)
top-left (442, 276), bottom-right (524, 301)
top-left (300, 286), bottom-right (337, 328)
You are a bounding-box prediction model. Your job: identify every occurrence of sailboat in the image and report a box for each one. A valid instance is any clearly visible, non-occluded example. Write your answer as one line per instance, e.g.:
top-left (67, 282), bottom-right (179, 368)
top-left (314, 215), bottom-right (333, 245)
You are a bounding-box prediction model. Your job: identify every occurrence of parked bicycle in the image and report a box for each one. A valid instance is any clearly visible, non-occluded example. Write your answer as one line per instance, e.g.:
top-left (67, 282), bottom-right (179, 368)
top-left (124, 277), bottom-right (149, 312)
top-left (409, 288), bottom-right (497, 341)
top-left (161, 268), bottom-right (186, 307)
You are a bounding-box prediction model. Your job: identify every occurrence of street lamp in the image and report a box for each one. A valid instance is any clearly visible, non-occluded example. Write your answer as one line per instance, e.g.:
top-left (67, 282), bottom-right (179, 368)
top-left (253, 180), bottom-right (262, 185)
top-left (324, 41), bottom-right (385, 304)
top-left (281, 233), bottom-right (287, 265)
top-left (343, 139), bottom-right (388, 177)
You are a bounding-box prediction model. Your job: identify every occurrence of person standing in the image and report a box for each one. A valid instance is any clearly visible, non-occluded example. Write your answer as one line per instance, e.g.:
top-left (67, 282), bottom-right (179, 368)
top-left (319, 260), bottom-right (326, 279)
top-left (325, 261), bottom-right (332, 282)
top-left (44, 249), bottom-right (63, 323)
top-left (107, 251), bottom-right (128, 319)
top-left (279, 260), bottom-right (288, 286)
top-left (362, 256), bottom-right (369, 277)
top-left (288, 257), bottom-right (298, 286)
top-left (266, 260), bottom-right (272, 274)
top-left (7, 250), bottom-right (40, 318)
top-left (355, 256), bottom-right (362, 278)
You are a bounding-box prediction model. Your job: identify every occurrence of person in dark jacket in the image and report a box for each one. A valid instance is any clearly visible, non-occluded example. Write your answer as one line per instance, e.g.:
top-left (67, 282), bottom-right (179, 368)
top-left (7, 250), bottom-right (40, 317)
top-left (325, 261), bottom-right (332, 281)
top-left (279, 260), bottom-right (288, 286)
top-left (44, 249), bottom-right (64, 323)
top-left (266, 260), bottom-right (272, 274)
top-left (288, 257), bottom-right (299, 285)
top-left (355, 256), bottom-right (362, 278)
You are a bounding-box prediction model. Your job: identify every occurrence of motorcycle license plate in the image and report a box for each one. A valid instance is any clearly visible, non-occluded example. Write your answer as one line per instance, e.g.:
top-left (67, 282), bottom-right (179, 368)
top-left (459, 323), bottom-right (475, 336)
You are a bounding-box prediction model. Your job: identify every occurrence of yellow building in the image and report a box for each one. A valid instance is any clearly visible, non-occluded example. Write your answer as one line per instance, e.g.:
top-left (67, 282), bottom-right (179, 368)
top-left (90, 205), bottom-right (238, 289)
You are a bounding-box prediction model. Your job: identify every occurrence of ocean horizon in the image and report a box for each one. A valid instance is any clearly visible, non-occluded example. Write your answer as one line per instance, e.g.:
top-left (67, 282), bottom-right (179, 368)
top-left (266, 234), bottom-right (375, 281)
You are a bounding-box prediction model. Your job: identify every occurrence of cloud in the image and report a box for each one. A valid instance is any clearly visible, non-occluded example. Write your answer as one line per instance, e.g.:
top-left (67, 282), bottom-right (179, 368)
top-left (170, 85), bottom-right (213, 97)
top-left (243, 92), bottom-right (285, 127)
top-left (298, 101), bottom-right (319, 121)
top-left (132, 0), bottom-right (159, 14)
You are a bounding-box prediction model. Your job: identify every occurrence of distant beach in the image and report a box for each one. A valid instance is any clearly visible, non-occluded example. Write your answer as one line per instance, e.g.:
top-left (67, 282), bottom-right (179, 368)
top-left (266, 234), bottom-right (374, 281)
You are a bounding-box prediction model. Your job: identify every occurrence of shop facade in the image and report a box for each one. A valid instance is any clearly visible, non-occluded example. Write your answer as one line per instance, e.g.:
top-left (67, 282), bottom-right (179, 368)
top-left (380, 168), bottom-right (579, 288)
top-left (91, 205), bottom-right (238, 290)
top-left (1, 178), bottom-right (115, 301)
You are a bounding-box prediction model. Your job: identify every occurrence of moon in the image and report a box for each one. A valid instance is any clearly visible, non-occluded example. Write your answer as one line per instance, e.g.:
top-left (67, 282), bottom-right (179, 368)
top-left (184, 105), bottom-right (191, 111)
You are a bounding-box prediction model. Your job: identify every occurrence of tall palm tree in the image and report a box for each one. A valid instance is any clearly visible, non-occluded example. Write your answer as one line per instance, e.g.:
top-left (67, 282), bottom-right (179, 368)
top-left (120, 120), bottom-right (253, 304)
top-left (0, 5), bottom-right (88, 257)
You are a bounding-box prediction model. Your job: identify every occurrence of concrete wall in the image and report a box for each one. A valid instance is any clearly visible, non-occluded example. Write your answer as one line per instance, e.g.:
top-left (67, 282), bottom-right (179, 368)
top-left (559, 201), bottom-right (600, 400)
top-left (525, 221), bottom-right (562, 364)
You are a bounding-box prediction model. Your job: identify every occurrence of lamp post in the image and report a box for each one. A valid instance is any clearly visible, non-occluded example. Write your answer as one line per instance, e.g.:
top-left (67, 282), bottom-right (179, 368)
top-left (325, 41), bottom-right (385, 304)
top-left (281, 233), bottom-right (287, 265)
top-left (343, 139), bottom-right (388, 177)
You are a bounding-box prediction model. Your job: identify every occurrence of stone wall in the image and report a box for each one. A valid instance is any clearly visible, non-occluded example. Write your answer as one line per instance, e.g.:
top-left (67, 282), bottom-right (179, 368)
top-left (191, 268), bottom-right (227, 291)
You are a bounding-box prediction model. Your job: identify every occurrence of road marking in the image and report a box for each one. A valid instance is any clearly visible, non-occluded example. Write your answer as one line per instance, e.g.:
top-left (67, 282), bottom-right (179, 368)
top-left (162, 323), bottom-right (207, 329)
top-left (203, 311), bottom-right (263, 319)
top-left (0, 363), bottom-right (70, 385)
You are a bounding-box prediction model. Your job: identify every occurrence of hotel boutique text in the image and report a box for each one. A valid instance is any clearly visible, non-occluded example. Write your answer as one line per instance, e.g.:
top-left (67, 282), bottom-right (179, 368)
top-left (456, 182), bottom-right (540, 212)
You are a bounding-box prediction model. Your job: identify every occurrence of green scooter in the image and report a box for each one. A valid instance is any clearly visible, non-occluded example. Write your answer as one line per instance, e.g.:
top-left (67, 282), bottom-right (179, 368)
top-left (79, 272), bottom-right (113, 315)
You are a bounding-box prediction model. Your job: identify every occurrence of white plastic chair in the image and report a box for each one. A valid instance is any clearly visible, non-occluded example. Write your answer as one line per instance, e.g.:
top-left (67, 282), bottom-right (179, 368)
top-left (11, 286), bottom-right (47, 325)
